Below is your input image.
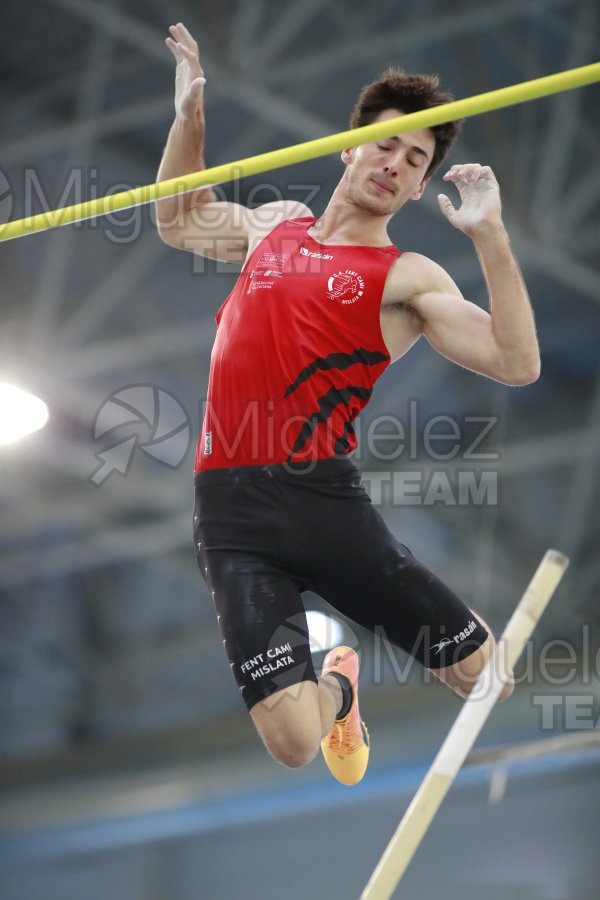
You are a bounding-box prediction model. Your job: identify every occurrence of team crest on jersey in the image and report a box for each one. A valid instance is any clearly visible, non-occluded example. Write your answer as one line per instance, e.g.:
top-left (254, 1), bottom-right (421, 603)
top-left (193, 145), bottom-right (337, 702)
top-left (326, 269), bottom-right (365, 305)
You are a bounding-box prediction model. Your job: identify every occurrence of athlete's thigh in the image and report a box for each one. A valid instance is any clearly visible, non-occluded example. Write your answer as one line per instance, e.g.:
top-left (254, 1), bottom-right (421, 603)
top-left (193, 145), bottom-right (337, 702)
top-left (301, 486), bottom-right (489, 670)
top-left (198, 548), bottom-right (318, 712)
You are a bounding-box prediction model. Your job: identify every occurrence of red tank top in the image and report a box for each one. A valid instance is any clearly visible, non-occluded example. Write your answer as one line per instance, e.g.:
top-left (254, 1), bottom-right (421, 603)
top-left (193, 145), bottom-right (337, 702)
top-left (195, 217), bottom-right (401, 471)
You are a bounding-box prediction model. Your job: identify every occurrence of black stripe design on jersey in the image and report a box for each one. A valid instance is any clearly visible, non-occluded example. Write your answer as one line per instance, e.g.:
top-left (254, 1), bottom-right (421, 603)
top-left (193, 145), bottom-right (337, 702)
top-left (287, 385), bottom-right (372, 459)
top-left (333, 419), bottom-right (358, 455)
top-left (283, 348), bottom-right (388, 398)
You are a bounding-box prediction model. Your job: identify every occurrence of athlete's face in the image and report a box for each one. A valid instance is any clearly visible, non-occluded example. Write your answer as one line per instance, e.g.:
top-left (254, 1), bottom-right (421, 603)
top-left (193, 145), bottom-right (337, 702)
top-left (341, 109), bottom-right (435, 215)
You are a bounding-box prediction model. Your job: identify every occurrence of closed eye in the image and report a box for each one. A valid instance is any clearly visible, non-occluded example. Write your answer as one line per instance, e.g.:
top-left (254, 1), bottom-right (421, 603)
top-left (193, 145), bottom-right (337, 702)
top-left (378, 144), bottom-right (422, 167)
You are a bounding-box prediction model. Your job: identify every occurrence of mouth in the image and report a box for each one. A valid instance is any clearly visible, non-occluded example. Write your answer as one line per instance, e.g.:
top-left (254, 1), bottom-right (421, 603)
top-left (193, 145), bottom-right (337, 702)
top-left (370, 178), bottom-right (395, 196)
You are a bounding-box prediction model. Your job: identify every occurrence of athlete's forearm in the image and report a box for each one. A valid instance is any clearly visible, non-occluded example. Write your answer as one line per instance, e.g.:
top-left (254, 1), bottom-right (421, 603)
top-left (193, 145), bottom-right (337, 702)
top-left (155, 114), bottom-right (216, 229)
top-left (472, 224), bottom-right (540, 384)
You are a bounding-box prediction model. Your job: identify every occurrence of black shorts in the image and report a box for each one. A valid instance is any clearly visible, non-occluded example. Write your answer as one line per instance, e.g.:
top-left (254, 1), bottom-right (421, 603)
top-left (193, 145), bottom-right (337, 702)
top-left (193, 457), bottom-right (488, 711)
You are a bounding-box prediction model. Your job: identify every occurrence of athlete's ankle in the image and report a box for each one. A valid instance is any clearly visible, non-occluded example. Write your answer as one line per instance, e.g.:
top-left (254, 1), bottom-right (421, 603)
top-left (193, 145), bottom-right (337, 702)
top-left (326, 671), bottom-right (352, 719)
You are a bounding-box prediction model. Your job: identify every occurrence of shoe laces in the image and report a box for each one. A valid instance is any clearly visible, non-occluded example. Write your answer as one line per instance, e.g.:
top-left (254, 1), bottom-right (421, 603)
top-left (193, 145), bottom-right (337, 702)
top-left (327, 713), bottom-right (367, 757)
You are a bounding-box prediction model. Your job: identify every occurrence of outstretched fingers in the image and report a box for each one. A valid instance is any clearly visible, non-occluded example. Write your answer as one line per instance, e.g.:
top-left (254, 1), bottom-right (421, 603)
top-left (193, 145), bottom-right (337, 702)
top-left (168, 22), bottom-right (199, 56)
top-left (166, 22), bottom-right (204, 76)
top-left (443, 164), bottom-right (496, 187)
top-left (165, 36), bottom-right (185, 63)
top-left (169, 40), bottom-right (199, 64)
top-left (174, 22), bottom-right (198, 47)
top-left (438, 163), bottom-right (503, 234)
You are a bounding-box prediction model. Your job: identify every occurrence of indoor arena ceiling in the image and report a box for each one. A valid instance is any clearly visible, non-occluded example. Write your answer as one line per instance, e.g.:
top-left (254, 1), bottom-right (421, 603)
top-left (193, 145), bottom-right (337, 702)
top-left (0, 0), bottom-right (599, 775)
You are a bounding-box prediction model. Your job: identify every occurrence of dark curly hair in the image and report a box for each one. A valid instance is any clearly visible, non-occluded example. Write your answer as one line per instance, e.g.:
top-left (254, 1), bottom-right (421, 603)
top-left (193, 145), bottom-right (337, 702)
top-left (350, 68), bottom-right (463, 177)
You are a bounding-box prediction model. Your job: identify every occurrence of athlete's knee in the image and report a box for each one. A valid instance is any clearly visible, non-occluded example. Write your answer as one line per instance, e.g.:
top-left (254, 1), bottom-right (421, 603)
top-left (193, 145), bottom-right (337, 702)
top-left (476, 630), bottom-right (515, 702)
top-left (459, 613), bottom-right (514, 701)
top-left (494, 639), bottom-right (515, 702)
top-left (497, 675), bottom-right (515, 701)
top-left (434, 634), bottom-right (514, 702)
top-left (264, 729), bottom-right (320, 768)
top-left (250, 687), bottom-right (322, 768)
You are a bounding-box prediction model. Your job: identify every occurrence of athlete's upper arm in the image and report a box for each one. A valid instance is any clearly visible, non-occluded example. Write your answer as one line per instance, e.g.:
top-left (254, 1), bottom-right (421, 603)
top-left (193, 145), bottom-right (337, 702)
top-left (398, 254), bottom-right (503, 379)
top-left (157, 198), bottom-right (313, 265)
top-left (157, 200), bottom-right (250, 264)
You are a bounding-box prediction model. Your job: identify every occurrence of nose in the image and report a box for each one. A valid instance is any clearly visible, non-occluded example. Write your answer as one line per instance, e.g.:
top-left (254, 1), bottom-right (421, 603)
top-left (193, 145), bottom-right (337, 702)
top-left (383, 145), bottom-right (412, 177)
top-left (383, 153), bottom-right (402, 177)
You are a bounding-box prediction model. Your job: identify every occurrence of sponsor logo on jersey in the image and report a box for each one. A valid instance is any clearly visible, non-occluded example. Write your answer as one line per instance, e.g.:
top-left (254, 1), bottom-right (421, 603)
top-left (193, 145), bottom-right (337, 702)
top-left (326, 269), bottom-right (365, 305)
top-left (259, 252), bottom-right (288, 267)
top-left (299, 246), bottom-right (334, 260)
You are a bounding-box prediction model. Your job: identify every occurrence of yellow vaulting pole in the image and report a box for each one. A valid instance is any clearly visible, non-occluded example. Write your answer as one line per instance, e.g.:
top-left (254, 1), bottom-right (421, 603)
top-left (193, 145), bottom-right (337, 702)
top-left (360, 549), bottom-right (569, 900)
top-left (0, 63), bottom-right (599, 242)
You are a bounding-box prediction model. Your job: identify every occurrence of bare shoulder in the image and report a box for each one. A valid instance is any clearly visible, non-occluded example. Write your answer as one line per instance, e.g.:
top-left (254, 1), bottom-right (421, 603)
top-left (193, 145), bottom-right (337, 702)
top-left (249, 199), bottom-right (312, 235)
top-left (157, 193), bottom-right (312, 264)
top-left (383, 251), bottom-right (460, 308)
top-left (245, 200), bottom-right (313, 256)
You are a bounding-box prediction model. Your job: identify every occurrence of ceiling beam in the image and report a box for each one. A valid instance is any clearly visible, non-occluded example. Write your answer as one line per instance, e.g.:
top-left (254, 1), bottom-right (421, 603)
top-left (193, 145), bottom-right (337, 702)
top-left (254, 0), bottom-right (328, 71)
top-left (27, 19), bottom-right (116, 356)
top-left (531, 2), bottom-right (597, 236)
top-left (264, 0), bottom-right (570, 84)
top-left (0, 95), bottom-right (174, 167)
top-left (58, 231), bottom-right (168, 346)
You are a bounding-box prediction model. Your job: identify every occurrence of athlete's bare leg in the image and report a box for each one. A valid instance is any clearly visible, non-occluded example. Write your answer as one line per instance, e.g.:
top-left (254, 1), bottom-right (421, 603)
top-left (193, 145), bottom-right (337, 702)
top-left (249, 676), bottom-right (343, 768)
top-left (251, 612), bottom-right (512, 770)
top-left (432, 612), bottom-right (515, 701)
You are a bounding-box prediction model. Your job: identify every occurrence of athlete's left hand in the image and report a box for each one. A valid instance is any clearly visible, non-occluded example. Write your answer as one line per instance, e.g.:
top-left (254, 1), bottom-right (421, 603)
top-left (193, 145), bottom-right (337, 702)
top-left (437, 164), bottom-right (502, 237)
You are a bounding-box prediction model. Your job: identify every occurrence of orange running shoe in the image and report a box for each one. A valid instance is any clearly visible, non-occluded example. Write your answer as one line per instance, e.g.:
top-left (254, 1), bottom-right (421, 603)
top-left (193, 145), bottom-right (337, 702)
top-left (320, 645), bottom-right (370, 785)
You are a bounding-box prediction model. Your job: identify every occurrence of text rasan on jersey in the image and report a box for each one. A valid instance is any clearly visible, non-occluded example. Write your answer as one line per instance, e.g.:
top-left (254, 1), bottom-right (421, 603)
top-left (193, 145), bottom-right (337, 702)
top-left (432, 620), bottom-right (479, 655)
top-left (299, 246), bottom-right (334, 261)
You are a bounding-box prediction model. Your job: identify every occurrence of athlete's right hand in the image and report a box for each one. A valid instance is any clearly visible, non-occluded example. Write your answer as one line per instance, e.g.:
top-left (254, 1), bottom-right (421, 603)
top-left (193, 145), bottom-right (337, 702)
top-left (165, 22), bottom-right (206, 121)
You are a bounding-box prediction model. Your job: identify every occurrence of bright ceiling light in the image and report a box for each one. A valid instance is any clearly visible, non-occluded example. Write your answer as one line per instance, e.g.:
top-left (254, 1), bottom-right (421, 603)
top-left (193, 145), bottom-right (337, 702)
top-left (305, 610), bottom-right (345, 654)
top-left (0, 383), bottom-right (49, 446)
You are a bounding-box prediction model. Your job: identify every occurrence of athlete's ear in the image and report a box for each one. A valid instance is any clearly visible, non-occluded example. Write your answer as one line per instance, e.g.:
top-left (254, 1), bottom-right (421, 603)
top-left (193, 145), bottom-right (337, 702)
top-left (411, 177), bottom-right (430, 201)
top-left (341, 147), bottom-right (354, 165)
